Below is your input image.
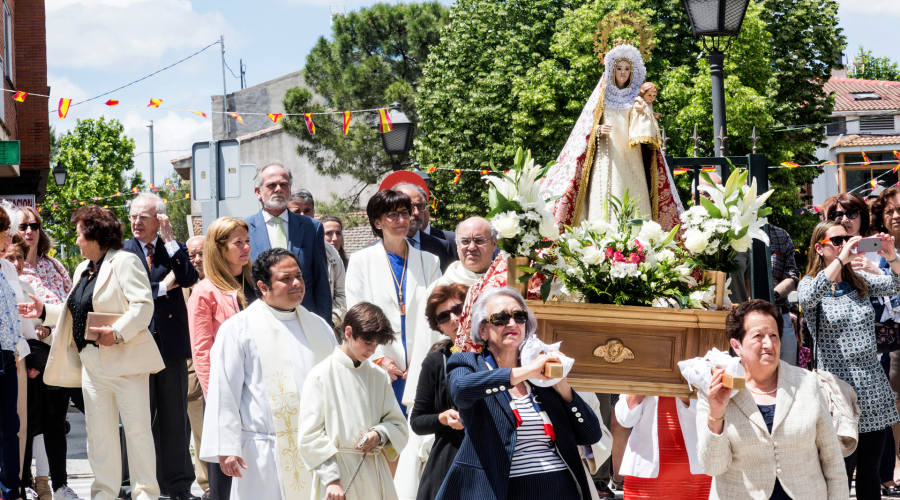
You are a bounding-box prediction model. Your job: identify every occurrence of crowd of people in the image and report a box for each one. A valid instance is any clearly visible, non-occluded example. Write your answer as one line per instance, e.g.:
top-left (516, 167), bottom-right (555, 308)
top-left (0, 160), bottom-right (898, 500)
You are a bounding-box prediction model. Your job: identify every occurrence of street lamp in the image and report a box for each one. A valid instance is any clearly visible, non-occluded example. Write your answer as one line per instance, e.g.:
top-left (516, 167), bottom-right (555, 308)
top-left (380, 102), bottom-right (416, 171)
top-left (682, 0), bottom-right (751, 156)
top-left (411, 162), bottom-right (431, 190)
top-left (52, 160), bottom-right (67, 187)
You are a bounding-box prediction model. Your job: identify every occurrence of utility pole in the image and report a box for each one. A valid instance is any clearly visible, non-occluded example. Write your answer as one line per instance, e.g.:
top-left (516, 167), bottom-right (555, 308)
top-left (220, 35), bottom-right (229, 137)
top-left (240, 58), bottom-right (246, 89)
top-left (147, 120), bottom-right (155, 189)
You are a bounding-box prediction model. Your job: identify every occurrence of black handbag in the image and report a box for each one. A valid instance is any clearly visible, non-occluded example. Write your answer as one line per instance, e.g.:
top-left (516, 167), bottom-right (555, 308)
top-left (876, 321), bottom-right (900, 353)
top-left (25, 339), bottom-right (50, 372)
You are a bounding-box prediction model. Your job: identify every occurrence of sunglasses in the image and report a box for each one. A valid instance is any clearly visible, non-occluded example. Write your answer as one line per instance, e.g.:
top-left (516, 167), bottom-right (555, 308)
top-left (829, 209), bottom-right (860, 221)
top-left (435, 303), bottom-right (464, 325)
top-left (482, 309), bottom-right (529, 327)
top-left (18, 223), bottom-right (40, 231)
top-left (819, 235), bottom-right (852, 247)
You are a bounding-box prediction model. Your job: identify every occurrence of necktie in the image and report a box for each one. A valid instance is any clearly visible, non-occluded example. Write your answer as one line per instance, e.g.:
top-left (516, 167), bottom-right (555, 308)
top-left (406, 237), bottom-right (418, 250)
top-left (145, 243), bottom-right (155, 270)
top-left (271, 216), bottom-right (288, 249)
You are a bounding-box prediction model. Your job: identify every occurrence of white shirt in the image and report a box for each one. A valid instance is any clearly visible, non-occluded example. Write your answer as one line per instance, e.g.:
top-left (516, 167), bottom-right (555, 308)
top-left (509, 395), bottom-right (568, 477)
top-left (262, 209), bottom-right (290, 247)
top-left (136, 237), bottom-right (181, 298)
top-left (615, 396), bottom-right (703, 477)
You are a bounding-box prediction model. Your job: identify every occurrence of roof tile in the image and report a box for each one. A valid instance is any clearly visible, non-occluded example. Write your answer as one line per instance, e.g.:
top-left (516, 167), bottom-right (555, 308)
top-left (825, 77), bottom-right (900, 112)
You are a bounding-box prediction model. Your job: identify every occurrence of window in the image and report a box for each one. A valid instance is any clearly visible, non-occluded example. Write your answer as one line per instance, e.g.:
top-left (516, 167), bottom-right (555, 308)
top-left (851, 92), bottom-right (882, 101)
top-left (4, 2), bottom-right (11, 81)
top-left (859, 114), bottom-right (896, 132)
top-left (826, 117), bottom-right (846, 136)
top-left (841, 152), bottom-right (899, 193)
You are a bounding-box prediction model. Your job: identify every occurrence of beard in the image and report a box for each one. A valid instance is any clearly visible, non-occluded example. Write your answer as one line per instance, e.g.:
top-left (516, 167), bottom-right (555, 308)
top-left (263, 194), bottom-right (287, 211)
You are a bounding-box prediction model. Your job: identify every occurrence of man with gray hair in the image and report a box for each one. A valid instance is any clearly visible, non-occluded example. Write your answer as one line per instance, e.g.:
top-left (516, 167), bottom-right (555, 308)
top-left (244, 162), bottom-right (332, 324)
top-left (123, 192), bottom-right (200, 500)
top-left (433, 217), bottom-right (497, 287)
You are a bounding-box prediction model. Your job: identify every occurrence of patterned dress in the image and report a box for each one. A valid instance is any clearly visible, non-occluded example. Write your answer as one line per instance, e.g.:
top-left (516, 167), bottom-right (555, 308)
top-left (799, 270), bottom-right (900, 433)
top-left (21, 255), bottom-right (72, 333)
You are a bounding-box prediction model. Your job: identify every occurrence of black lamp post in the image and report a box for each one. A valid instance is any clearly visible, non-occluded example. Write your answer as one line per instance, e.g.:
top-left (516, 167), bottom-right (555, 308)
top-left (379, 102), bottom-right (416, 171)
top-left (682, 0), bottom-right (751, 157)
top-left (52, 160), bottom-right (67, 187)
top-left (411, 162), bottom-right (431, 190)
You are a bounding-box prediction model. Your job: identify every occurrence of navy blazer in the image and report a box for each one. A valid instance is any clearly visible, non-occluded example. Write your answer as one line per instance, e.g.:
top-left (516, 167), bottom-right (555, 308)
top-left (245, 209), bottom-right (333, 325)
top-left (123, 236), bottom-right (199, 359)
top-left (435, 352), bottom-right (602, 500)
top-left (426, 225), bottom-right (457, 251)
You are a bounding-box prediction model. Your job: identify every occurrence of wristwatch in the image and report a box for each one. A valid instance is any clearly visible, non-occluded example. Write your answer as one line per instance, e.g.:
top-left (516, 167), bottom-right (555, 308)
top-left (112, 327), bottom-right (123, 341)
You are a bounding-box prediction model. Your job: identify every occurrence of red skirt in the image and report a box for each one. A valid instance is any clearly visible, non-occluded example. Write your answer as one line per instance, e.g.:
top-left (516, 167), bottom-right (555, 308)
top-left (623, 397), bottom-right (712, 500)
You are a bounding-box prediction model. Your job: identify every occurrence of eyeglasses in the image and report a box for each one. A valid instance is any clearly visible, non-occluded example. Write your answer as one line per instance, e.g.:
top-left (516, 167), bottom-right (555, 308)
top-left (819, 235), bottom-right (852, 247)
top-left (829, 209), bottom-right (860, 221)
top-left (129, 214), bottom-right (152, 223)
top-left (385, 211), bottom-right (411, 221)
top-left (435, 303), bottom-right (464, 325)
top-left (410, 203), bottom-right (427, 212)
top-left (482, 309), bottom-right (529, 327)
top-left (458, 237), bottom-right (491, 247)
top-left (18, 223), bottom-right (40, 231)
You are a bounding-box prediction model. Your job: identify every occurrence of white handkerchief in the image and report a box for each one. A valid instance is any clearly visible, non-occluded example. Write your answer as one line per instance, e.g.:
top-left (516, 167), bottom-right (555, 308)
top-left (677, 348), bottom-right (741, 399)
top-left (519, 337), bottom-right (575, 387)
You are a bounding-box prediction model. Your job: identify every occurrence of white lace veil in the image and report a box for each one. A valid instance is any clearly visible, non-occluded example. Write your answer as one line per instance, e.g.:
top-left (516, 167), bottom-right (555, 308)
top-left (603, 44), bottom-right (646, 110)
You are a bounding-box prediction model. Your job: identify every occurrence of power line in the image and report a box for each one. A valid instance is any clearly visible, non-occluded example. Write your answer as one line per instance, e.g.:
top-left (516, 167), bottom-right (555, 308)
top-left (773, 109), bottom-right (900, 133)
top-left (223, 60), bottom-right (241, 80)
top-left (134, 149), bottom-right (191, 157)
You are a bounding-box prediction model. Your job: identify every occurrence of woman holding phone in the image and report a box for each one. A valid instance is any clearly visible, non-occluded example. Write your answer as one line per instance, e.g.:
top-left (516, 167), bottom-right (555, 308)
top-left (799, 220), bottom-right (900, 499)
top-left (825, 193), bottom-right (881, 273)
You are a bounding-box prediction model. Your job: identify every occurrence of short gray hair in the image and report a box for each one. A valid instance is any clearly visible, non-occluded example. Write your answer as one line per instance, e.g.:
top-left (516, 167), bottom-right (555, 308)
top-left (291, 189), bottom-right (314, 206)
top-left (186, 235), bottom-right (204, 247)
top-left (392, 182), bottom-right (427, 202)
top-left (253, 162), bottom-right (293, 189)
top-left (469, 287), bottom-right (537, 345)
top-left (0, 201), bottom-right (19, 235)
top-left (455, 216), bottom-right (498, 239)
top-left (132, 193), bottom-right (166, 215)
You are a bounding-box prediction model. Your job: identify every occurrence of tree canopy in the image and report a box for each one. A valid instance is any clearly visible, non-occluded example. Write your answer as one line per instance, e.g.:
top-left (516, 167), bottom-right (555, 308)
top-left (848, 46), bottom-right (900, 81)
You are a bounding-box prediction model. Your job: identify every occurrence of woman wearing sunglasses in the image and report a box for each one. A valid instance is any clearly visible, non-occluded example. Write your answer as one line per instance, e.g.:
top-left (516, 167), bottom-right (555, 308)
top-left (409, 283), bottom-right (469, 500)
top-left (434, 287), bottom-right (602, 500)
top-left (799, 220), bottom-right (900, 499)
top-left (825, 192), bottom-right (881, 275)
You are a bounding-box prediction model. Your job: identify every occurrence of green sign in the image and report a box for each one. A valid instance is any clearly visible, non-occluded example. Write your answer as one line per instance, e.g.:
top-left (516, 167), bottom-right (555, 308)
top-left (0, 141), bottom-right (20, 165)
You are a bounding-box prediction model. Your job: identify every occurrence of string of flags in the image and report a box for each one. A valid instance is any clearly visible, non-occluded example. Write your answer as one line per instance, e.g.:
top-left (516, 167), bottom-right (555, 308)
top-left (41, 180), bottom-right (191, 211)
top-left (38, 194), bottom-right (191, 214)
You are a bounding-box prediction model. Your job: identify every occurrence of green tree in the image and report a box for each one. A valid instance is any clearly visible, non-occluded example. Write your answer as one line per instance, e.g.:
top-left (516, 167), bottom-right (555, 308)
top-left (159, 173), bottom-right (192, 242)
top-left (848, 46), bottom-right (900, 81)
top-left (282, 2), bottom-right (449, 200)
top-left (41, 117), bottom-right (142, 271)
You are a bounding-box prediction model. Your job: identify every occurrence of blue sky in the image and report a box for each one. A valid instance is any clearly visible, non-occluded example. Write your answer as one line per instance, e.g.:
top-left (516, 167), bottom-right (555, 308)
top-left (44, 0), bottom-right (898, 187)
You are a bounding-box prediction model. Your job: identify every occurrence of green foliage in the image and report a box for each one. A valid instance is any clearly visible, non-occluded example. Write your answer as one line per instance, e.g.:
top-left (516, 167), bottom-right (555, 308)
top-left (40, 117), bottom-right (141, 272)
top-left (161, 173), bottom-right (192, 242)
top-left (315, 195), bottom-right (368, 228)
top-left (282, 2), bottom-right (449, 199)
top-left (848, 46), bottom-right (900, 82)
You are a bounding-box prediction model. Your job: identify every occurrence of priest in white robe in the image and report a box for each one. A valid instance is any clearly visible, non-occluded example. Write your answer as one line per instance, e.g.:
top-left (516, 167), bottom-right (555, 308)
top-left (200, 248), bottom-right (337, 500)
top-left (432, 217), bottom-right (497, 289)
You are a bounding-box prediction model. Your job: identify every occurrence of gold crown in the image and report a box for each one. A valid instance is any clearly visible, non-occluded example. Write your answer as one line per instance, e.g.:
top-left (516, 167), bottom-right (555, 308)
top-left (593, 11), bottom-right (656, 63)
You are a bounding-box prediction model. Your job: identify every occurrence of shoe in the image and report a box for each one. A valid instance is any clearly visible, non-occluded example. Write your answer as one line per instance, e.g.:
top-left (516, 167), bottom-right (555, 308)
top-left (594, 480), bottom-right (616, 498)
top-left (34, 476), bottom-right (52, 500)
top-left (52, 486), bottom-right (84, 500)
top-left (171, 492), bottom-right (200, 500)
top-left (610, 478), bottom-right (624, 491)
top-left (884, 485), bottom-right (900, 497)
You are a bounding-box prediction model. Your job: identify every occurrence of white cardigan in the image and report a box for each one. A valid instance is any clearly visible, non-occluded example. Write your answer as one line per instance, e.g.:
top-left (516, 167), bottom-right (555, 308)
top-left (345, 240), bottom-right (441, 406)
top-left (615, 395), bottom-right (703, 477)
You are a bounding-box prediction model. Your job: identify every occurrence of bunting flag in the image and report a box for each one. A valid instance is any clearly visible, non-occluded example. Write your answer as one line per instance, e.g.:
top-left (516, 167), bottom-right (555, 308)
top-left (894, 151), bottom-right (900, 162)
top-left (862, 151), bottom-right (872, 165)
top-left (304, 113), bottom-right (315, 134)
top-left (229, 113), bottom-right (245, 126)
top-left (105, 99), bottom-right (119, 106)
top-left (813, 205), bottom-right (821, 213)
top-left (893, 163), bottom-right (900, 173)
top-left (267, 113), bottom-right (283, 124)
top-left (58, 98), bottom-right (71, 119)
top-left (820, 160), bottom-right (836, 166)
top-left (481, 170), bottom-right (490, 175)
top-left (871, 179), bottom-right (878, 189)
top-left (452, 169), bottom-right (461, 184)
top-left (430, 195), bottom-right (438, 211)
top-left (781, 162), bottom-right (800, 168)
top-left (673, 168), bottom-right (689, 175)
top-left (701, 167), bottom-right (717, 172)
top-left (427, 167), bottom-right (437, 173)
top-left (378, 108), bottom-right (393, 133)
top-left (190, 110), bottom-right (207, 118)
top-left (12, 92), bottom-right (26, 102)
top-left (147, 98), bottom-right (163, 108)
top-left (165, 180), bottom-right (170, 186)
top-left (149, 183), bottom-right (154, 189)
top-left (343, 111), bottom-right (351, 135)
top-left (185, 193), bottom-right (190, 199)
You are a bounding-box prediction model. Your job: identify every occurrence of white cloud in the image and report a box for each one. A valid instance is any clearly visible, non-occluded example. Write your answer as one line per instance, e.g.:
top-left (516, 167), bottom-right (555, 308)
top-left (46, 0), bottom-right (239, 70)
top-left (123, 110), bottom-right (211, 185)
top-left (840, 0), bottom-right (900, 17)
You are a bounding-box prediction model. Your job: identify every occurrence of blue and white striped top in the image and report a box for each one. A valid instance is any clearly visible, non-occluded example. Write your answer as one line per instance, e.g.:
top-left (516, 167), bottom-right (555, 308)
top-left (509, 395), bottom-right (568, 477)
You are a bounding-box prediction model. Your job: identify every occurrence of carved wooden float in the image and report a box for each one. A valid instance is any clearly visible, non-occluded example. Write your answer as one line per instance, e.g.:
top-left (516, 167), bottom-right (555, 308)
top-left (528, 300), bottom-right (730, 398)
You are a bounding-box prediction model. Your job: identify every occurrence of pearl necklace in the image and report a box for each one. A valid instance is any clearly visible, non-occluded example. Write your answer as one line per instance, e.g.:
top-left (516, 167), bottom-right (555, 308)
top-left (747, 386), bottom-right (777, 396)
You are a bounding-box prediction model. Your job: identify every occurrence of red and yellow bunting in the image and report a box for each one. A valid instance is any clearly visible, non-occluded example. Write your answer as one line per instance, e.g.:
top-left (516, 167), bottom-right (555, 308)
top-left (862, 151), bottom-right (872, 165)
top-left (427, 167), bottom-right (437, 173)
top-left (673, 168), bottom-right (689, 175)
top-left (378, 108), bottom-right (393, 133)
top-left (229, 113), bottom-right (245, 126)
top-left (820, 160), bottom-right (836, 166)
top-left (343, 111), bottom-right (351, 135)
top-left (781, 162), bottom-right (800, 168)
top-left (191, 110), bottom-right (207, 118)
top-left (267, 113), bottom-right (283, 124)
top-left (870, 179), bottom-right (878, 189)
top-left (147, 98), bottom-right (163, 108)
top-left (12, 92), bottom-right (26, 102)
top-left (105, 99), bottom-right (119, 107)
top-left (452, 169), bottom-right (461, 184)
top-left (58, 98), bottom-right (71, 119)
top-left (304, 113), bottom-right (315, 135)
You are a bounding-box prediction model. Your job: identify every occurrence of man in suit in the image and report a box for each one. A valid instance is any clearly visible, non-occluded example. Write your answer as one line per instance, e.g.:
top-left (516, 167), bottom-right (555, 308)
top-left (183, 235), bottom-right (210, 497)
top-left (244, 162), bottom-right (332, 324)
top-left (392, 183), bottom-right (457, 272)
top-left (124, 193), bottom-right (200, 500)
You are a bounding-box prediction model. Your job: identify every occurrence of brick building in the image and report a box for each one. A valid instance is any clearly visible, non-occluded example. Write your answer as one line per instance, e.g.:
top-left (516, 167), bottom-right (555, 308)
top-left (0, 0), bottom-right (49, 206)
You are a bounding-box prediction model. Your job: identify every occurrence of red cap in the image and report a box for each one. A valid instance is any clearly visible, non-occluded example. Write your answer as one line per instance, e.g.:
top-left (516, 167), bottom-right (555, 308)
top-left (379, 171), bottom-right (429, 199)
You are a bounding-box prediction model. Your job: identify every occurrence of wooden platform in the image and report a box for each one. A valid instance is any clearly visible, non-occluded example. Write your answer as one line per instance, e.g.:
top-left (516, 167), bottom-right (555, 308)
top-left (528, 300), bottom-right (730, 398)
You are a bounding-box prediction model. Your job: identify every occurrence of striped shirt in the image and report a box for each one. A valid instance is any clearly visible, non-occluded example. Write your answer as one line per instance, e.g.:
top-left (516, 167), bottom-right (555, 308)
top-left (509, 395), bottom-right (568, 477)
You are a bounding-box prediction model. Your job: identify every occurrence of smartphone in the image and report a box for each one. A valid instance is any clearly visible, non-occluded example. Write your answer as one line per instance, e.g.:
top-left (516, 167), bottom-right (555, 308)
top-left (857, 237), bottom-right (882, 253)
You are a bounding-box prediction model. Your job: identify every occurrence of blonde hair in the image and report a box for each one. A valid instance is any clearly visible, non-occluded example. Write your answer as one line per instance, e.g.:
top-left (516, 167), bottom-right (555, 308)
top-left (805, 220), bottom-right (868, 299)
top-left (638, 82), bottom-right (658, 99)
top-left (204, 217), bottom-right (253, 308)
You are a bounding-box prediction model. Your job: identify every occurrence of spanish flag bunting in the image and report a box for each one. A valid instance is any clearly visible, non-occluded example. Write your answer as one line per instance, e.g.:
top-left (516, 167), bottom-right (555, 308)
top-left (452, 169), bottom-right (461, 184)
top-left (427, 167), bottom-right (437, 173)
top-left (894, 151), bottom-right (900, 162)
top-left (893, 163), bottom-right (900, 173)
top-left (862, 151), bottom-right (872, 165)
top-left (132, 187), bottom-right (139, 194)
top-left (114, 192), bottom-right (121, 197)
top-left (343, 111), bottom-right (351, 135)
top-left (481, 170), bottom-right (490, 175)
top-left (304, 113), bottom-right (315, 135)
top-left (185, 193), bottom-right (190, 199)
top-left (378, 108), bottom-right (393, 133)
top-left (229, 113), bottom-right (245, 126)
top-left (871, 179), bottom-right (878, 189)
top-left (79, 201), bottom-right (85, 206)
top-left (190, 110), bottom-right (207, 118)
top-left (163, 198), bottom-right (168, 203)
top-left (673, 168), bottom-right (689, 175)
top-left (105, 99), bottom-right (119, 107)
top-left (147, 98), bottom-right (163, 108)
top-left (267, 113), bottom-right (283, 124)
top-left (12, 92), bottom-right (26, 102)
top-left (58, 98), bottom-right (71, 119)
top-left (149, 183), bottom-right (154, 189)
top-left (819, 160), bottom-right (836, 166)
top-left (701, 167), bottom-right (717, 172)
top-left (781, 162), bottom-right (800, 168)
top-left (430, 196), bottom-right (438, 211)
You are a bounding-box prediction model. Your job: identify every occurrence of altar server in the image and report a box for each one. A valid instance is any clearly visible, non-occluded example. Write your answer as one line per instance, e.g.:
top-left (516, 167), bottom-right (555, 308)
top-left (299, 302), bottom-right (409, 500)
top-left (200, 248), bottom-right (337, 500)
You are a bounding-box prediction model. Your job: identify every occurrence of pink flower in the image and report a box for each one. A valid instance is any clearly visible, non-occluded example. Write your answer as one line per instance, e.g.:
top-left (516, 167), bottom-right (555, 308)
top-left (626, 252), bottom-right (641, 264)
top-left (633, 239), bottom-right (644, 253)
top-left (613, 251), bottom-right (625, 263)
top-left (605, 247), bottom-right (616, 259)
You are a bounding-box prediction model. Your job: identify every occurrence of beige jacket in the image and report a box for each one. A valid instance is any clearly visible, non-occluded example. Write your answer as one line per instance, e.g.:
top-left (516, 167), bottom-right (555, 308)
top-left (697, 361), bottom-right (848, 500)
top-left (43, 249), bottom-right (165, 387)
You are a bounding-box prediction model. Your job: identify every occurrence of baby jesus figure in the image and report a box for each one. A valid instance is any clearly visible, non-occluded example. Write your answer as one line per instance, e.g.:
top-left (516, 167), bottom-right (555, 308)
top-left (629, 81), bottom-right (662, 149)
